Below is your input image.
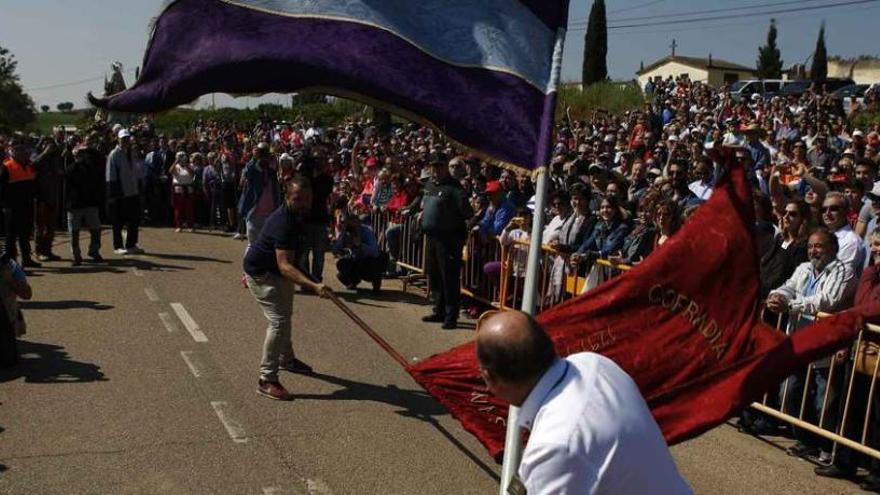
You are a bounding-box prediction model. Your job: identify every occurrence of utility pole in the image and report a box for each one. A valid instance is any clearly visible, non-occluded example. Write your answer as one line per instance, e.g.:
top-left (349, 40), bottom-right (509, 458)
top-left (670, 39), bottom-right (677, 57)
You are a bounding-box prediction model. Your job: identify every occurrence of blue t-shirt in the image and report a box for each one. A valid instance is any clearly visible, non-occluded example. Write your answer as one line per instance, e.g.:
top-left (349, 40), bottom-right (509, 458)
top-left (243, 204), bottom-right (305, 277)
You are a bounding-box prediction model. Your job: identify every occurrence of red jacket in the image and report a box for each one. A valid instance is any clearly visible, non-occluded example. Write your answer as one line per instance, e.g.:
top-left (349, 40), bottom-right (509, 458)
top-left (856, 265), bottom-right (880, 323)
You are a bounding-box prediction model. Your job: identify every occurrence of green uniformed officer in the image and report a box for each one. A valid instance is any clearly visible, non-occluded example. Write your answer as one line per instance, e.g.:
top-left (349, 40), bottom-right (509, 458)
top-left (419, 153), bottom-right (473, 329)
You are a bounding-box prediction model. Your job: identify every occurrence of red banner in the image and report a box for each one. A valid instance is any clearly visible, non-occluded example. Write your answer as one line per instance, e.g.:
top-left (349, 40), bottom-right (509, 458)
top-left (408, 164), bottom-right (863, 460)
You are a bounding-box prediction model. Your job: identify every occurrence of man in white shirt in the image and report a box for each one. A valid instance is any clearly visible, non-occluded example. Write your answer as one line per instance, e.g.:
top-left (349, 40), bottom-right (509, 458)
top-left (766, 228), bottom-right (856, 462)
top-left (822, 192), bottom-right (865, 276)
top-left (105, 129), bottom-right (144, 255)
top-left (476, 311), bottom-right (691, 495)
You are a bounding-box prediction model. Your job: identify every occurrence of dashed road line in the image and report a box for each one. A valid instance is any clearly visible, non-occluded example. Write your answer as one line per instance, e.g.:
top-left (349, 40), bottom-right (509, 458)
top-left (305, 479), bottom-right (332, 495)
top-left (144, 287), bottom-right (159, 302)
top-left (171, 302), bottom-right (208, 342)
top-left (179, 351), bottom-right (203, 378)
top-left (262, 479), bottom-right (332, 495)
top-left (210, 401), bottom-right (248, 444)
top-left (158, 312), bottom-right (178, 333)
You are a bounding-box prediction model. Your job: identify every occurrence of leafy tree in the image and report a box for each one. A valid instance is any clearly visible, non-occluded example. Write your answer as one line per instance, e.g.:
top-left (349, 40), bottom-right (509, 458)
top-left (40, 105), bottom-right (49, 113)
top-left (56, 102), bottom-right (74, 112)
top-left (810, 22), bottom-right (828, 81)
top-left (756, 19), bottom-right (784, 79)
top-left (582, 0), bottom-right (608, 86)
top-left (0, 44), bottom-right (36, 132)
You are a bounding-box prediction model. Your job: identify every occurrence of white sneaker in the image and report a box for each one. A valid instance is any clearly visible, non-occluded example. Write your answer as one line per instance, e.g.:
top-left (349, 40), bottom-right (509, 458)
top-left (114, 248), bottom-right (128, 255)
top-left (232, 233), bottom-right (244, 240)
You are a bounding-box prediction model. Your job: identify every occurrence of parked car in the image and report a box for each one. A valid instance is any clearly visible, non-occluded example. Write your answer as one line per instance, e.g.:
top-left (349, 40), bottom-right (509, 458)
top-left (779, 78), bottom-right (855, 98)
top-left (729, 79), bottom-right (788, 102)
top-left (833, 83), bottom-right (879, 105)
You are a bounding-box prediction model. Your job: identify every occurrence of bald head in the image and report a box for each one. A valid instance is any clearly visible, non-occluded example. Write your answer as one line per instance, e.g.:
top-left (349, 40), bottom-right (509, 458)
top-left (476, 311), bottom-right (557, 384)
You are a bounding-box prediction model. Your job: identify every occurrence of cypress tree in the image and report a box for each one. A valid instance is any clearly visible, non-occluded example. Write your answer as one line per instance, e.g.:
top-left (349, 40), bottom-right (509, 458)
top-left (810, 22), bottom-right (828, 81)
top-left (582, 0), bottom-right (608, 85)
top-left (756, 19), bottom-right (783, 79)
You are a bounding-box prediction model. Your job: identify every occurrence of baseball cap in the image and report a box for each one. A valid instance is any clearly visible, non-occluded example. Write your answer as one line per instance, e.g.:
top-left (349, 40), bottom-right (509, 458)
top-left (117, 129), bottom-right (131, 139)
top-left (868, 183), bottom-right (880, 201)
top-left (485, 181), bottom-right (503, 194)
top-left (365, 156), bottom-right (379, 168)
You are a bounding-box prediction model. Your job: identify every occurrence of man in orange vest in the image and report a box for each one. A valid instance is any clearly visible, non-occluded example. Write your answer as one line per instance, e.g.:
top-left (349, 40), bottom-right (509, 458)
top-left (2, 142), bottom-right (39, 268)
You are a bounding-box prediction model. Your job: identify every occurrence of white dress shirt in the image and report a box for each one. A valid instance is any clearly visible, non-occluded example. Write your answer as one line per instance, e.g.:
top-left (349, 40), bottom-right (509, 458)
top-left (834, 225), bottom-right (866, 277)
top-left (517, 354), bottom-right (692, 495)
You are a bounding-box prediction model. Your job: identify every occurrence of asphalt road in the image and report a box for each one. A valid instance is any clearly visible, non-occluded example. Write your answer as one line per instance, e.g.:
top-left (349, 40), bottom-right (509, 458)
top-left (0, 227), bottom-right (871, 494)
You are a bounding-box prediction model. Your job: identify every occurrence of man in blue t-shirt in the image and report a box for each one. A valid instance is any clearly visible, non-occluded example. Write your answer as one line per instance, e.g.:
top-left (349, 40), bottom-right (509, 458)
top-left (243, 175), bottom-right (332, 401)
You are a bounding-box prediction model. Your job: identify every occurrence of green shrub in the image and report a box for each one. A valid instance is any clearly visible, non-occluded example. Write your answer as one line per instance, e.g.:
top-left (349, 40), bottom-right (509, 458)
top-left (151, 96), bottom-right (368, 136)
top-left (853, 111), bottom-right (880, 129)
top-left (556, 81), bottom-right (645, 122)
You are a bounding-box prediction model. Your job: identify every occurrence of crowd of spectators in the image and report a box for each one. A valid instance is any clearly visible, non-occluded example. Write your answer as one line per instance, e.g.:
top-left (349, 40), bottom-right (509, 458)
top-left (2, 76), bottom-right (880, 488)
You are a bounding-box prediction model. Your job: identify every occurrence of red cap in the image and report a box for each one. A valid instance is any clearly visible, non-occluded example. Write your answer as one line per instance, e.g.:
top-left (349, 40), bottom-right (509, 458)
top-left (365, 157), bottom-right (378, 168)
top-left (485, 181), bottom-right (503, 194)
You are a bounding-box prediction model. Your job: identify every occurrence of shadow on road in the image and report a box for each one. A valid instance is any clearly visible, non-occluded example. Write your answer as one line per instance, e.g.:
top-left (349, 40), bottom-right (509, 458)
top-left (0, 341), bottom-right (106, 384)
top-left (297, 372), bottom-right (500, 481)
top-left (334, 287), bottom-right (432, 309)
top-left (119, 258), bottom-right (193, 273)
top-left (20, 300), bottom-right (113, 311)
top-left (0, 425), bottom-right (5, 474)
top-left (40, 266), bottom-right (128, 275)
top-left (143, 252), bottom-right (232, 264)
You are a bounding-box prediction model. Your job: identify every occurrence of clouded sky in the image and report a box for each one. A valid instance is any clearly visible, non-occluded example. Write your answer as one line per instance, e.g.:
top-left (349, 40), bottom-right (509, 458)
top-left (1, 0), bottom-right (877, 110)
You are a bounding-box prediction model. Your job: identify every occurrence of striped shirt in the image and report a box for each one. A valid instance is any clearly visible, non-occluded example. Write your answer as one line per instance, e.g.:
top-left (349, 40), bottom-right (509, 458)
top-left (770, 259), bottom-right (857, 316)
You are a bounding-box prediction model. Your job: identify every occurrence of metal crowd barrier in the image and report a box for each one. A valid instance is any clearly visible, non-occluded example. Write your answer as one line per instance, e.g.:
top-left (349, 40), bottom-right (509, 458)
top-left (748, 311), bottom-right (880, 462)
top-left (496, 239), bottom-right (632, 312)
top-left (370, 210), bottom-right (428, 293)
top-left (370, 211), bottom-right (633, 312)
top-left (370, 210), bottom-right (393, 252)
top-left (460, 231), bottom-right (503, 308)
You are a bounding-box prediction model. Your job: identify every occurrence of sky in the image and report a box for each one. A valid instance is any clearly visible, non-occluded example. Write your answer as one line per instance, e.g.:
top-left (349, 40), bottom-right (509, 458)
top-left (1, 0), bottom-right (878, 110)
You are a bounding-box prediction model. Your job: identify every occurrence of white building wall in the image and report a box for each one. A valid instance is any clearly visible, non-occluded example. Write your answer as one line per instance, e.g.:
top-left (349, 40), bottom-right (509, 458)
top-left (637, 62), bottom-right (709, 89)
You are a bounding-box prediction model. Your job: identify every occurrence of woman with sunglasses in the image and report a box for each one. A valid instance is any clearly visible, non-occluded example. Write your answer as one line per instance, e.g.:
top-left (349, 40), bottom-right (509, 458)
top-left (779, 200), bottom-right (810, 265)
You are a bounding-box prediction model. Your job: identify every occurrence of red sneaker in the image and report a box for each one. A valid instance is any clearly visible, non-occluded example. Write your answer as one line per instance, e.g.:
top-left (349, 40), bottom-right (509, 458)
top-left (257, 379), bottom-right (292, 401)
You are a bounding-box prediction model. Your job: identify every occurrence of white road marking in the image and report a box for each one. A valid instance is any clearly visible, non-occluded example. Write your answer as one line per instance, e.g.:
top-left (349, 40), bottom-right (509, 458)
top-left (158, 312), bottom-right (178, 333)
top-left (262, 479), bottom-right (332, 495)
top-left (170, 303), bottom-right (208, 342)
top-left (179, 351), bottom-right (203, 378)
top-left (306, 479), bottom-right (332, 495)
top-left (210, 401), bottom-right (248, 443)
top-left (144, 287), bottom-right (159, 302)
top-left (132, 266), bottom-right (143, 277)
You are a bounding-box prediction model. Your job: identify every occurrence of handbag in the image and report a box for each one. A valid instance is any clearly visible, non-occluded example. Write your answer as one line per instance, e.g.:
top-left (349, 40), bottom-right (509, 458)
top-left (855, 337), bottom-right (880, 376)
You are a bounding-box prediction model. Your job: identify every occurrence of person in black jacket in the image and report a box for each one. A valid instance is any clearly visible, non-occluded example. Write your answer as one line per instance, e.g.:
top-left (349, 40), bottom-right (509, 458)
top-left (756, 220), bottom-right (795, 301)
top-left (65, 142), bottom-right (106, 265)
top-left (32, 139), bottom-right (64, 261)
top-left (420, 153), bottom-right (473, 329)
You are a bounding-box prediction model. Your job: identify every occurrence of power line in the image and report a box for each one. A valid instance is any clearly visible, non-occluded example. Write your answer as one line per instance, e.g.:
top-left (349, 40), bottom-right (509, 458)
top-left (607, 0), bottom-right (665, 15)
top-left (574, 0), bottom-right (831, 25)
top-left (609, 5), bottom-right (880, 37)
top-left (25, 67), bottom-right (137, 92)
top-left (566, 0), bottom-right (878, 31)
top-left (609, 0), bottom-right (879, 28)
top-left (601, 3), bottom-right (880, 37)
